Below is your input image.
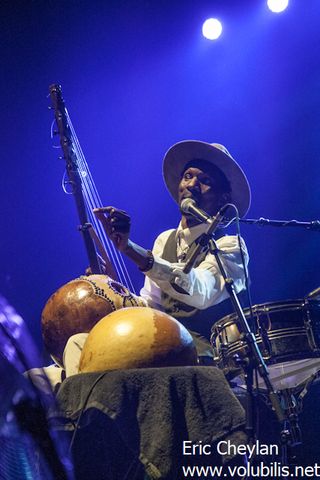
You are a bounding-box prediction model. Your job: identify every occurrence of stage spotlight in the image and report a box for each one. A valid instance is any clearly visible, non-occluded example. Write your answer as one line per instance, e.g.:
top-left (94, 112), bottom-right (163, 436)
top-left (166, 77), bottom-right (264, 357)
top-left (202, 18), bottom-right (222, 40)
top-left (267, 0), bottom-right (289, 13)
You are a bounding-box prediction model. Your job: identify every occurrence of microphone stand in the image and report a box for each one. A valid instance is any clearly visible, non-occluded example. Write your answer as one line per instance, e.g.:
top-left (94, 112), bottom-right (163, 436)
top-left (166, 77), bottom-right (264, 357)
top-left (206, 237), bottom-right (286, 438)
top-left (179, 205), bottom-right (317, 465)
top-left (230, 215), bottom-right (320, 462)
top-left (184, 210), bottom-right (303, 468)
top-left (237, 217), bottom-right (320, 231)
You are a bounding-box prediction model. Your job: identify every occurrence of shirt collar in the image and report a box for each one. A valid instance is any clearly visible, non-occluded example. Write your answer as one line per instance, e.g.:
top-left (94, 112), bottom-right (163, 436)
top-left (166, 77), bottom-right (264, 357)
top-left (175, 221), bottom-right (209, 246)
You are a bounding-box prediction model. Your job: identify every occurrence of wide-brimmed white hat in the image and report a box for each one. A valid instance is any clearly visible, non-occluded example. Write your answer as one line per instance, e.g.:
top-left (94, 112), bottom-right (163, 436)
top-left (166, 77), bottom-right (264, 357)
top-left (163, 140), bottom-right (251, 218)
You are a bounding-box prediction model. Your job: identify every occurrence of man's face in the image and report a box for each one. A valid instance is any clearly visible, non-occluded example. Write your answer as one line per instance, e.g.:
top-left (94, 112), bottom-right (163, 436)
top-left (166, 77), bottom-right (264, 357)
top-left (178, 166), bottom-right (226, 217)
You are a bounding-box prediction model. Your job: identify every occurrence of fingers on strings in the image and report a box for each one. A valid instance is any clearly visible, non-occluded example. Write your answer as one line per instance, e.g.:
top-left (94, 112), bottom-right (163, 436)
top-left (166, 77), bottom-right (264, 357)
top-left (93, 207), bottom-right (130, 233)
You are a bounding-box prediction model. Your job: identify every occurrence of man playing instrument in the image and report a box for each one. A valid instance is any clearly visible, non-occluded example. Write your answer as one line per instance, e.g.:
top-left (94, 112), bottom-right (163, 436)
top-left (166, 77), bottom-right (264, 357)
top-left (94, 140), bottom-right (251, 364)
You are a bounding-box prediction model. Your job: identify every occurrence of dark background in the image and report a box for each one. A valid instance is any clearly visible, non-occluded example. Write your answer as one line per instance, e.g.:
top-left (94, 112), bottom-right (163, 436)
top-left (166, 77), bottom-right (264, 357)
top-left (1, 0), bottom-right (319, 358)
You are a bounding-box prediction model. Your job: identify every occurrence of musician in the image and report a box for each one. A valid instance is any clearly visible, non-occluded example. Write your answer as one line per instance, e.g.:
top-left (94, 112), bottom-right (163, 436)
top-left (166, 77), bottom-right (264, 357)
top-left (94, 140), bottom-right (251, 364)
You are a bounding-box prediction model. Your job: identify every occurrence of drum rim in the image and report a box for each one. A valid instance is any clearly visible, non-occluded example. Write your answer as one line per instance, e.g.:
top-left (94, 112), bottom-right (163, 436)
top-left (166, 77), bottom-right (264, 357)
top-left (211, 299), bottom-right (307, 332)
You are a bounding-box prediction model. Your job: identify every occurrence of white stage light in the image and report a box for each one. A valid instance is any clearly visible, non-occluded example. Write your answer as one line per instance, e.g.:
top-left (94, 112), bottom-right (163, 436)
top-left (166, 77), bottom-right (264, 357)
top-left (267, 0), bottom-right (289, 13)
top-left (202, 18), bottom-right (222, 40)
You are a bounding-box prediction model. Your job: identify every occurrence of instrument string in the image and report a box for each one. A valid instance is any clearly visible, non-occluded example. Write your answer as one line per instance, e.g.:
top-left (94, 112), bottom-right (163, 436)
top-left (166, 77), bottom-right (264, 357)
top-left (66, 119), bottom-right (127, 285)
top-left (65, 112), bottom-right (136, 293)
top-left (68, 122), bottom-right (124, 282)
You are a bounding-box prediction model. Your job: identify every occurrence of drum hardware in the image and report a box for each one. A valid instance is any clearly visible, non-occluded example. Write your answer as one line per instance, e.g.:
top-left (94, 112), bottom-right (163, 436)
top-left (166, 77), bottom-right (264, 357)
top-left (278, 389), bottom-right (302, 467)
top-left (256, 310), bottom-right (273, 360)
top-left (305, 318), bottom-right (318, 351)
top-left (297, 367), bottom-right (320, 401)
top-left (306, 286), bottom-right (320, 300)
top-left (279, 365), bottom-right (320, 464)
top-left (256, 307), bottom-right (271, 343)
top-left (304, 301), bottom-right (320, 352)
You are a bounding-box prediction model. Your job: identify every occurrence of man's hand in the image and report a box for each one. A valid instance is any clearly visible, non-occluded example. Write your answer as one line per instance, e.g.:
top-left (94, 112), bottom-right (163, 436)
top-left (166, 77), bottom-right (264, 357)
top-left (93, 206), bottom-right (131, 252)
top-left (94, 206), bottom-right (152, 272)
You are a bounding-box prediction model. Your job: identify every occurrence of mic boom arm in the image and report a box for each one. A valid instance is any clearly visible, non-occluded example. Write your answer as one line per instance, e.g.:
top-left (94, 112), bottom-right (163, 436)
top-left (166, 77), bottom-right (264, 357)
top-left (182, 202), bottom-right (231, 274)
top-left (171, 202), bottom-right (231, 294)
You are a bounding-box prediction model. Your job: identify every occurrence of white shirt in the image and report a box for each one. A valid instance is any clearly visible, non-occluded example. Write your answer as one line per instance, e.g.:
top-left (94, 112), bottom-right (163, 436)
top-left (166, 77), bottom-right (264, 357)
top-left (140, 222), bottom-right (249, 310)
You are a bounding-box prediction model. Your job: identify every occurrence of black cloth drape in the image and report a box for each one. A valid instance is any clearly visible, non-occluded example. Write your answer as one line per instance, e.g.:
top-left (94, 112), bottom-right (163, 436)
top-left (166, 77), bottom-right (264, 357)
top-left (54, 366), bottom-right (247, 479)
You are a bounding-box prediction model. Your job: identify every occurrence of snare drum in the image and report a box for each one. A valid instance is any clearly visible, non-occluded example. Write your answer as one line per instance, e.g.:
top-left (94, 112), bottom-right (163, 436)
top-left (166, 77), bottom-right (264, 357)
top-left (211, 300), bottom-right (320, 388)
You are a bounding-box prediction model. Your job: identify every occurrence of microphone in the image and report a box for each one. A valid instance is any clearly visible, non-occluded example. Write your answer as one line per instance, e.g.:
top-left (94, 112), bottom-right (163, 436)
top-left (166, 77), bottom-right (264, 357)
top-left (180, 199), bottom-right (230, 275)
top-left (171, 200), bottom-right (230, 294)
top-left (180, 198), bottom-right (228, 227)
top-left (180, 198), bottom-right (212, 224)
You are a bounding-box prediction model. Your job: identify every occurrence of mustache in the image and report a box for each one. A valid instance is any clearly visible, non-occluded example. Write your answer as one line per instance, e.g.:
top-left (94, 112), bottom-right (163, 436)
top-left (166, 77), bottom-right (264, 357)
top-left (181, 190), bottom-right (201, 199)
top-left (181, 193), bottom-right (201, 204)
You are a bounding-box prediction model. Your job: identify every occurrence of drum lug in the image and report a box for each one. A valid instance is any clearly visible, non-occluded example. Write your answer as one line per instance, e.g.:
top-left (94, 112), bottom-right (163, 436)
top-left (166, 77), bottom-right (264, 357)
top-left (256, 310), bottom-right (273, 359)
top-left (305, 308), bottom-right (319, 352)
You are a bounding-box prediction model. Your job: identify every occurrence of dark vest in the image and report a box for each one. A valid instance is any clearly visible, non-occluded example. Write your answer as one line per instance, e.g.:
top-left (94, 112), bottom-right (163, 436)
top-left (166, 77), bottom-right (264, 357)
top-left (160, 230), bottom-right (246, 357)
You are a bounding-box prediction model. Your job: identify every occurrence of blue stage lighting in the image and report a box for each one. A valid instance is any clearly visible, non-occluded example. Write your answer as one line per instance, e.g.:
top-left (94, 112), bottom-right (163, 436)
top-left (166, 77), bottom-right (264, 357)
top-left (202, 18), bottom-right (222, 40)
top-left (267, 0), bottom-right (289, 13)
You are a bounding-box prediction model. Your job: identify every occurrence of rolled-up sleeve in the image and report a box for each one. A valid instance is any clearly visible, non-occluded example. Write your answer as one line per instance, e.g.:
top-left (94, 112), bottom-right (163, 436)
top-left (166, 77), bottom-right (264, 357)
top-left (140, 232), bottom-right (249, 310)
